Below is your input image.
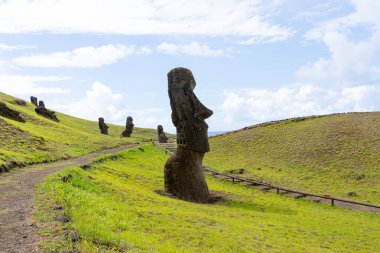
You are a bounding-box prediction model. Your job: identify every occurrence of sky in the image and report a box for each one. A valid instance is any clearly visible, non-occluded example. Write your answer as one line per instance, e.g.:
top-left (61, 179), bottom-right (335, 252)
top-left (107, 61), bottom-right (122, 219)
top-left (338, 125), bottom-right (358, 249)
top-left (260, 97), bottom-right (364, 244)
top-left (0, 0), bottom-right (379, 133)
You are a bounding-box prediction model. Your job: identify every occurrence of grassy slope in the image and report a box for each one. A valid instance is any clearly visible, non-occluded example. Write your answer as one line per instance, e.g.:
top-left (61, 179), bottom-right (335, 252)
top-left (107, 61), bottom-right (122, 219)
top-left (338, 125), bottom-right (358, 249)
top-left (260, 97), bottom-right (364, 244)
top-left (204, 112), bottom-right (380, 205)
top-left (36, 145), bottom-right (379, 253)
top-left (0, 92), bottom-right (158, 171)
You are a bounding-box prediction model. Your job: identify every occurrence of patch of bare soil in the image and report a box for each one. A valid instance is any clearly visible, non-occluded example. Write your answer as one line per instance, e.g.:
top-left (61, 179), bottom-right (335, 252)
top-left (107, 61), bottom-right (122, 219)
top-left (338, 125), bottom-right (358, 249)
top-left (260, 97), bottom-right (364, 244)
top-left (0, 144), bottom-right (138, 253)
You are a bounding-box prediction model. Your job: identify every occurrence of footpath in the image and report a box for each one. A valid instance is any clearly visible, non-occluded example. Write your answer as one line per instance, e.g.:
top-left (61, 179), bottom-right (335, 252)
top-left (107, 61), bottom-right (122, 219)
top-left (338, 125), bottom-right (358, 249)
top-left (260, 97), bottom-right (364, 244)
top-left (0, 144), bottom-right (139, 253)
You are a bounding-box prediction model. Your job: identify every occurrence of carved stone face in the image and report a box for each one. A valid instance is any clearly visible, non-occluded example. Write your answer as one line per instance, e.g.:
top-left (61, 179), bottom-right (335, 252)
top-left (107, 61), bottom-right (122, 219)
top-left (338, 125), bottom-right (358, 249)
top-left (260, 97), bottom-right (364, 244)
top-left (167, 67), bottom-right (213, 153)
top-left (99, 117), bottom-right (104, 124)
top-left (168, 68), bottom-right (196, 93)
top-left (126, 116), bottom-right (134, 126)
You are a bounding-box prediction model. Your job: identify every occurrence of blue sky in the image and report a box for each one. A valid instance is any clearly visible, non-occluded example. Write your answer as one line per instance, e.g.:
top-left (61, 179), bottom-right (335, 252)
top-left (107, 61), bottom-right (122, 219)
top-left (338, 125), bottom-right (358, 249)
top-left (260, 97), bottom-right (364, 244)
top-left (0, 0), bottom-right (379, 133)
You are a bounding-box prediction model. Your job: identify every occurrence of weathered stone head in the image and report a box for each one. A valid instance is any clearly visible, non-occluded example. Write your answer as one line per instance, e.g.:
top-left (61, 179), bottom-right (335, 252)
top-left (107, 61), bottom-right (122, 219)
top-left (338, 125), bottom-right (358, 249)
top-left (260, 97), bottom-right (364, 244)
top-left (157, 124), bottom-right (168, 143)
top-left (98, 117), bottom-right (109, 135)
top-left (168, 67), bottom-right (213, 153)
top-left (121, 116), bottom-right (134, 137)
top-left (30, 96), bottom-right (38, 106)
top-left (38, 101), bottom-right (45, 109)
top-left (126, 116), bottom-right (134, 127)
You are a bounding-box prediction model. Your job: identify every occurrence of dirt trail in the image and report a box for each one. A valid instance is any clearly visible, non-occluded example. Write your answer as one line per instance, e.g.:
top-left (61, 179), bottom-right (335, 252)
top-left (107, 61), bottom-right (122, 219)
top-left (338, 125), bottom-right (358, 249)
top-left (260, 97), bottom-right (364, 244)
top-left (0, 144), bottom-right (139, 253)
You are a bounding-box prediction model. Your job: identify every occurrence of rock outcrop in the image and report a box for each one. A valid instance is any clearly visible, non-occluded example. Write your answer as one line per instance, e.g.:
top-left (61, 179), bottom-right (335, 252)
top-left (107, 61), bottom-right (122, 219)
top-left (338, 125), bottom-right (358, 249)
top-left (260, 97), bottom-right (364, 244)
top-left (164, 67), bottom-right (213, 203)
top-left (0, 102), bottom-right (25, 123)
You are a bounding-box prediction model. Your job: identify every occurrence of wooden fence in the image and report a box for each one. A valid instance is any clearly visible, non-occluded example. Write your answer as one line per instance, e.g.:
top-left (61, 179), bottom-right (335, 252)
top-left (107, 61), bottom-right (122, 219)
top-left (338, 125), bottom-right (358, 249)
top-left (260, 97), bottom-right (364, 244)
top-left (203, 168), bottom-right (380, 210)
top-left (153, 141), bottom-right (380, 211)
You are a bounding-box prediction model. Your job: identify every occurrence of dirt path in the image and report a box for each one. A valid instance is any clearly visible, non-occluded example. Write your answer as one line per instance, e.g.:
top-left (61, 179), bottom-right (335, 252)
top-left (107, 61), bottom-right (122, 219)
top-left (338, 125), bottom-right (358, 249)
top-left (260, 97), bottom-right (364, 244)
top-left (0, 144), bottom-right (139, 253)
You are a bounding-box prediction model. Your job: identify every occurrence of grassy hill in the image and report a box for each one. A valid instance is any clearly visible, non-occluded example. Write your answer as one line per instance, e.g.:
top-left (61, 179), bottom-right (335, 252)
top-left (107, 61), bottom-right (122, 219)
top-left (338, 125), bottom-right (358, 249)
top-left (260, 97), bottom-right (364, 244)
top-left (204, 112), bottom-right (380, 205)
top-left (35, 145), bottom-right (379, 252)
top-left (0, 92), bottom-right (159, 172)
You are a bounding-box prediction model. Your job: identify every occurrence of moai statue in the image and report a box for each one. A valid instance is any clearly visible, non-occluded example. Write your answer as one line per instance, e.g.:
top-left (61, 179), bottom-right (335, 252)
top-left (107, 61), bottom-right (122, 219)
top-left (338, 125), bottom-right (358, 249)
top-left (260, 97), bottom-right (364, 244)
top-left (35, 100), bottom-right (59, 122)
top-left (98, 117), bottom-right (109, 135)
top-left (157, 125), bottom-right (168, 143)
top-left (30, 96), bottom-right (38, 106)
top-left (164, 67), bottom-right (213, 203)
top-left (38, 101), bottom-right (45, 109)
top-left (121, 116), bottom-right (134, 137)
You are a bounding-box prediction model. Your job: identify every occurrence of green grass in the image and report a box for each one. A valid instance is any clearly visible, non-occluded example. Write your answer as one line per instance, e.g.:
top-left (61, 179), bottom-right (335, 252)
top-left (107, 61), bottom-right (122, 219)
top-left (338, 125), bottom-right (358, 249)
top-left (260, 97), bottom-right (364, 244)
top-left (35, 144), bottom-right (380, 252)
top-left (0, 92), bottom-right (163, 171)
top-left (204, 113), bottom-right (380, 205)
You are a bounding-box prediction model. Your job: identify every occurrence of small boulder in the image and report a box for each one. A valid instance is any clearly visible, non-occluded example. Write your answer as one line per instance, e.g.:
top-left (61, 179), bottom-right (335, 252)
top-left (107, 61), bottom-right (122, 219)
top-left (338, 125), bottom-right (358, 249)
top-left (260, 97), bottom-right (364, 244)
top-left (68, 231), bottom-right (80, 242)
top-left (348, 192), bottom-right (358, 197)
top-left (62, 174), bottom-right (72, 182)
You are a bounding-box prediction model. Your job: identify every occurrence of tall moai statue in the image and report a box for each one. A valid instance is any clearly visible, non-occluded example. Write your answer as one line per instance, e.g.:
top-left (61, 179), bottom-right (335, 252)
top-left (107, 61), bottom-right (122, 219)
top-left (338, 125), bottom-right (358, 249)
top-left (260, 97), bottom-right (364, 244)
top-left (121, 116), bottom-right (134, 137)
top-left (98, 117), bottom-right (109, 135)
top-left (30, 96), bottom-right (38, 106)
top-left (157, 125), bottom-right (168, 143)
top-left (164, 67), bottom-right (213, 203)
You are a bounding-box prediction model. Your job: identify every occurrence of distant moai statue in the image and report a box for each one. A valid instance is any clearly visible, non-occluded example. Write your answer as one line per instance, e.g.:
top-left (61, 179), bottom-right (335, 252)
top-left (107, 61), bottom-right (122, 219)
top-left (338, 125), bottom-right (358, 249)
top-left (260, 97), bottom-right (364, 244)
top-left (164, 67), bottom-right (213, 203)
top-left (35, 100), bottom-right (59, 122)
top-left (157, 125), bottom-right (168, 143)
top-left (121, 116), bottom-right (134, 137)
top-left (30, 96), bottom-right (38, 106)
top-left (98, 117), bottom-right (109, 135)
top-left (38, 101), bottom-right (45, 109)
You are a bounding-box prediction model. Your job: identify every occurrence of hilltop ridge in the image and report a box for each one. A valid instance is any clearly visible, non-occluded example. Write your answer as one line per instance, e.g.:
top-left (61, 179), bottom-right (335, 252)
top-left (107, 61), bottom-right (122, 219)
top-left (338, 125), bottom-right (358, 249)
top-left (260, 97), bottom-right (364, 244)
top-left (205, 112), bottom-right (380, 204)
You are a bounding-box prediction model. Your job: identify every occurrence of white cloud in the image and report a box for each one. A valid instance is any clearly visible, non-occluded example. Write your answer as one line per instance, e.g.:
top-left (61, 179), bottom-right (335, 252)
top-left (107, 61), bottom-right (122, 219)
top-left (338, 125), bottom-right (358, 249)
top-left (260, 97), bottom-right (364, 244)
top-left (0, 42), bottom-right (30, 51)
top-left (0, 0), bottom-right (293, 43)
top-left (297, 31), bottom-right (380, 83)
top-left (0, 43), bottom-right (19, 51)
top-left (58, 81), bottom-right (125, 122)
top-left (55, 81), bottom-right (166, 128)
top-left (12, 44), bottom-right (149, 68)
top-left (0, 74), bottom-right (70, 96)
top-left (157, 42), bottom-right (225, 57)
top-left (305, 0), bottom-right (380, 41)
top-left (298, 0), bottom-right (380, 85)
top-left (137, 46), bottom-right (153, 56)
top-left (221, 84), bottom-right (380, 126)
